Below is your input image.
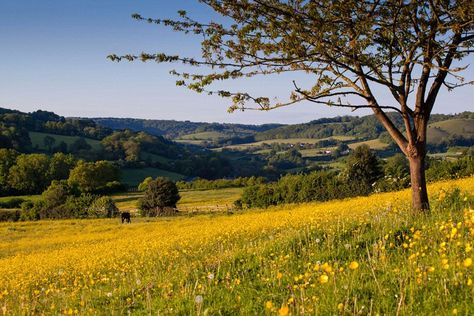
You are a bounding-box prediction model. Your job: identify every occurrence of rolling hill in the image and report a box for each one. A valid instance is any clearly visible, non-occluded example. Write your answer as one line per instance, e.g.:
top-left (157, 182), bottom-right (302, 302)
top-left (92, 112), bottom-right (474, 151)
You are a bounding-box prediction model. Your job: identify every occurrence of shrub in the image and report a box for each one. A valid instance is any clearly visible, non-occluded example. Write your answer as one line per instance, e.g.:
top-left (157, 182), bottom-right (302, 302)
top-left (138, 177), bottom-right (153, 191)
top-left (88, 196), bottom-right (119, 218)
top-left (20, 200), bottom-right (42, 221)
top-left (233, 199), bottom-right (243, 210)
top-left (0, 209), bottom-right (21, 222)
top-left (62, 194), bottom-right (96, 219)
top-left (42, 180), bottom-right (72, 210)
top-left (344, 145), bottom-right (383, 195)
top-left (139, 177), bottom-right (180, 217)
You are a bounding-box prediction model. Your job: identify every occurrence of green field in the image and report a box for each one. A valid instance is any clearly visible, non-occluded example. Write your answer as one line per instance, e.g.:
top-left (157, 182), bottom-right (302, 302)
top-left (219, 136), bottom-right (356, 151)
top-left (29, 131), bottom-right (102, 151)
top-left (428, 119), bottom-right (474, 143)
top-left (178, 187), bottom-right (243, 211)
top-left (175, 139), bottom-right (207, 146)
top-left (120, 168), bottom-right (186, 187)
top-left (299, 147), bottom-right (338, 158)
top-left (178, 131), bottom-right (229, 141)
top-left (430, 119), bottom-right (474, 135)
top-left (0, 186), bottom-right (243, 214)
top-left (0, 194), bottom-right (42, 203)
top-left (140, 152), bottom-right (171, 164)
top-left (348, 138), bottom-right (389, 150)
top-left (175, 131), bottom-right (233, 146)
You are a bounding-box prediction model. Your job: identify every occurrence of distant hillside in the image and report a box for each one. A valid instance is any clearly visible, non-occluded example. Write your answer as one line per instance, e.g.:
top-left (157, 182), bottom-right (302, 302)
top-left (428, 118), bottom-right (474, 142)
top-left (92, 117), bottom-right (283, 140)
top-left (2, 107), bottom-right (472, 184)
top-left (0, 107), bottom-right (235, 181)
top-left (92, 112), bottom-right (474, 151)
top-left (255, 112), bottom-right (474, 142)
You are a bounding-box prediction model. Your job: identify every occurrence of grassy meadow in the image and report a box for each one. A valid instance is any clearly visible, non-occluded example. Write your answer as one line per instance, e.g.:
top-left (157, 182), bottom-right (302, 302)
top-left (29, 132), bottom-right (103, 151)
top-left (112, 187), bottom-right (243, 213)
top-left (0, 177), bottom-right (473, 314)
top-left (218, 136), bottom-right (356, 151)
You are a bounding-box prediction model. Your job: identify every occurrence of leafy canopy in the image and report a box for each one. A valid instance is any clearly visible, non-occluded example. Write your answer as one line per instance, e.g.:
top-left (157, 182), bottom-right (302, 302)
top-left (109, 0), bottom-right (473, 156)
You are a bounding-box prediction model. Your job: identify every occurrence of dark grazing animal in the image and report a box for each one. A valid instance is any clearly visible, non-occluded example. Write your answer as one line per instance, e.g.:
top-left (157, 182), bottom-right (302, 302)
top-left (121, 212), bottom-right (131, 224)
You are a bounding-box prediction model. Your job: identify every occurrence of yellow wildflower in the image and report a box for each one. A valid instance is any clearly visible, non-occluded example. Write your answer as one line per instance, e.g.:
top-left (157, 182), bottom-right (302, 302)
top-left (349, 261), bottom-right (359, 270)
top-left (279, 304), bottom-right (289, 316)
top-left (319, 274), bottom-right (329, 284)
top-left (265, 301), bottom-right (273, 310)
top-left (337, 303), bottom-right (344, 311)
top-left (463, 258), bottom-right (472, 268)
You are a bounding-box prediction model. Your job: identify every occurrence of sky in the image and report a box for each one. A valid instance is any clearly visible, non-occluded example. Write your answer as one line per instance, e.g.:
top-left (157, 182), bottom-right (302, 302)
top-left (0, 0), bottom-right (472, 124)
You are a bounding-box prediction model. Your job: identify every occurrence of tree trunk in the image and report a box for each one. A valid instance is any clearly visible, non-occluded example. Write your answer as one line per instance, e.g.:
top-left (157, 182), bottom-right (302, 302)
top-left (408, 153), bottom-right (429, 211)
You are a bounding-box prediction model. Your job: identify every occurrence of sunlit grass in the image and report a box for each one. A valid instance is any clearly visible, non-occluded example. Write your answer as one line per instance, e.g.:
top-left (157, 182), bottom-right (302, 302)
top-left (0, 177), bottom-right (473, 314)
top-left (112, 187), bottom-right (243, 213)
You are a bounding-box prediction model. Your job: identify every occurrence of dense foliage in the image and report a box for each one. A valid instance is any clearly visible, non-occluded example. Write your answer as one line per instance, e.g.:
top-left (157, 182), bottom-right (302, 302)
top-left (68, 161), bottom-right (123, 194)
top-left (19, 180), bottom-right (119, 221)
top-left (0, 151), bottom-right (77, 195)
top-left (101, 130), bottom-right (180, 162)
top-left (138, 177), bottom-right (181, 216)
top-left (240, 150), bottom-right (474, 209)
top-left (0, 107), bottom-right (237, 180)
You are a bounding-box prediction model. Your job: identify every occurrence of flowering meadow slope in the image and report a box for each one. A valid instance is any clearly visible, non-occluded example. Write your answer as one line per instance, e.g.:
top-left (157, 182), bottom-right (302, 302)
top-left (1, 177), bottom-right (473, 314)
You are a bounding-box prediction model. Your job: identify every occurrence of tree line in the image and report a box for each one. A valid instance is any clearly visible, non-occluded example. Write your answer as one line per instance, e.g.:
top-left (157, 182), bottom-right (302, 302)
top-left (237, 146), bottom-right (474, 209)
top-left (0, 149), bottom-right (121, 196)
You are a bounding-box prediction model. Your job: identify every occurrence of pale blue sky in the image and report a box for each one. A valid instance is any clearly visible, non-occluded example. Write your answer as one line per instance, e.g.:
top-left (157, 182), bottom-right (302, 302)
top-left (0, 0), bottom-right (472, 124)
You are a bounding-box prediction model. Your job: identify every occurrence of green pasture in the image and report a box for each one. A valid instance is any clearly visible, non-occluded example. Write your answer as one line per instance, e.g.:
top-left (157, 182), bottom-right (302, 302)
top-left (120, 168), bottom-right (186, 186)
top-left (348, 138), bottom-right (389, 150)
top-left (220, 136), bottom-right (356, 151)
top-left (29, 131), bottom-right (102, 151)
top-left (0, 195), bottom-right (41, 203)
top-left (429, 118), bottom-right (474, 136)
top-left (177, 131), bottom-right (229, 141)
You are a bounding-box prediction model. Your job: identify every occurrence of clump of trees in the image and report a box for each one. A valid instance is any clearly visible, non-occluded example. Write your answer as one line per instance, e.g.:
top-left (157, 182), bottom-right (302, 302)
top-left (239, 146), bottom-right (381, 208)
top-left (238, 146), bottom-right (474, 209)
top-left (0, 149), bottom-right (123, 196)
top-left (138, 177), bottom-right (180, 217)
top-left (0, 150), bottom-right (76, 195)
top-left (68, 160), bottom-right (122, 193)
top-left (426, 155), bottom-right (474, 182)
top-left (19, 180), bottom-right (120, 221)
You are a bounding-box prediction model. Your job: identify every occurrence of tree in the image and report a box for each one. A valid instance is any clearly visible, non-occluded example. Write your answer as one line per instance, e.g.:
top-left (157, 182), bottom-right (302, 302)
top-left (138, 177), bottom-right (180, 216)
top-left (68, 160), bottom-right (120, 193)
top-left (42, 180), bottom-right (72, 211)
top-left (138, 176), bottom-right (153, 191)
top-left (8, 154), bottom-right (51, 194)
top-left (110, 1), bottom-right (473, 211)
top-left (43, 135), bottom-right (56, 152)
top-left (88, 196), bottom-right (119, 218)
top-left (345, 145), bottom-right (383, 195)
top-left (0, 149), bottom-right (19, 195)
top-left (48, 153), bottom-right (76, 180)
top-left (69, 137), bottom-right (91, 153)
